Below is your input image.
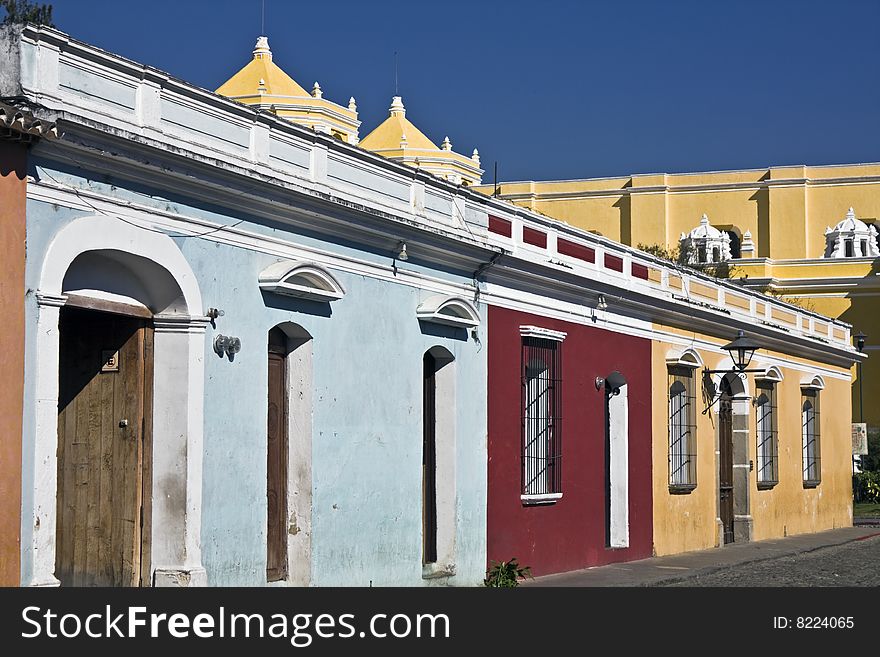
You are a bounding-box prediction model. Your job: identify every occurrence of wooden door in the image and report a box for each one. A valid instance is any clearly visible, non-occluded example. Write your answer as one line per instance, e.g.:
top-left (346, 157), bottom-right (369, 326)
top-left (266, 329), bottom-right (289, 581)
top-left (422, 352), bottom-right (437, 564)
top-left (56, 307), bottom-right (152, 586)
top-left (719, 397), bottom-right (734, 545)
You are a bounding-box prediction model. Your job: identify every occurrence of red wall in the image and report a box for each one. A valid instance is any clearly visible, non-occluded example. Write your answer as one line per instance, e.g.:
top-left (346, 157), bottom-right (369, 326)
top-left (0, 140), bottom-right (27, 586)
top-left (487, 305), bottom-right (653, 576)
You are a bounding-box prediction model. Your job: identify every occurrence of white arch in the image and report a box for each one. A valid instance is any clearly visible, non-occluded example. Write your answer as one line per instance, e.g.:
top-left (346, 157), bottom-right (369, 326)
top-left (41, 215), bottom-right (203, 315)
top-left (801, 374), bottom-right (826, 390)
top-left (26, 214), bottom-right (206, 588)
top-left (754, 364), bottom-right (784, 383)
top-left (665, 347), bottom-right (704, 369)
top-left (259, 260), bottom-right (346, 302)
top-left (417, 294), bottom-right (480, 328)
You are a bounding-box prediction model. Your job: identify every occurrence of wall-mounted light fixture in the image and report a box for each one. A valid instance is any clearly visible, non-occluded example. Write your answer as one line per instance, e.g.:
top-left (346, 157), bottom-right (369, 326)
top-left (596, 370), bottom-right (626, 396)
top-left (395, 241), bottom-right (409, 261)
top-left (701, 330), bottom-right (763, 413)
top-left (206, 308), bottom-right (225, 320)
top-left (214, 334), bottom-right (242, 358)
top-left (597, 294), bottom-right (608, 311)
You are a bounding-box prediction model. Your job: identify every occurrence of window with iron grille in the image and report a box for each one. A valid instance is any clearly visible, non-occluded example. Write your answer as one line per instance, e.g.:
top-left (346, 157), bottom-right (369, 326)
top-left (668, 365), bottom-right (697, 491)
top-left (802, 388), bottom-right (821, 486)
top-left (521, 336), bottom-right (562, 501)
top-left (755, 381), bottom-right (778, 488)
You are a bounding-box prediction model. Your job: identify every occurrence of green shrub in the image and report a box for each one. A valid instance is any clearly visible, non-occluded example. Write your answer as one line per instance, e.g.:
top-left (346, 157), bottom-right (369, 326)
top-left (483, 558), bottom-right (532, 587)
top-left (853, 471), bottom-right (880, 503)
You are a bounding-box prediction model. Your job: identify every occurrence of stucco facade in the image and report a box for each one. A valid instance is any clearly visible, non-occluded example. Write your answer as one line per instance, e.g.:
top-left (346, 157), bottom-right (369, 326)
top-left (651, 336), bottom-right (853, 557)
top-left (480, 165), bottom-right (880, 457)
top-left (487, 306), bottom-right (653, 577)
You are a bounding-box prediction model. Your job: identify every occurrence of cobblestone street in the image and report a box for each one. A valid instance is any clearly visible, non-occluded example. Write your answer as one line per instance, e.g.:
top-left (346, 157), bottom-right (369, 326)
top-left (664, 534), bottom-right (880, 587)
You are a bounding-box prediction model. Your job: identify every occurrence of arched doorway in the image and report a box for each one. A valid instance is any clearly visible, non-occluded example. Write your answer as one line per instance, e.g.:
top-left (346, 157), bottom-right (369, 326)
top-left (713, 368), bottom-right (753, 546)
top-left (266, 322), bottom-right (313, 586)
top-left (26, 215), bottom-right (206, 587)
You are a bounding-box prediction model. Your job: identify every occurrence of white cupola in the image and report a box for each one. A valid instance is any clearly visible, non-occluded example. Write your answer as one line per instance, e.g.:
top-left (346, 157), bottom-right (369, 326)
top-left (824, 208), bottom-right (879, 258)
top-left (679, 214), bottom-right (732, 264)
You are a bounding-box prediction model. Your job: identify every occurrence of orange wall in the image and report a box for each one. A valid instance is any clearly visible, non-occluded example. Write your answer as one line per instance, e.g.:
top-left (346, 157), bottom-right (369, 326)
top-left (0, 140), bottom-right (27, 586)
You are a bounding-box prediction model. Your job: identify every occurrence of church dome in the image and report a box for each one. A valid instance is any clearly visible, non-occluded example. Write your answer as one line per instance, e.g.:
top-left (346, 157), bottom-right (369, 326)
top-left (830, 207), bottom-right (869, 233)
top-left (359, 96), bottom-right (483, 186)
top-left (679, 214), bottom-right (731, 264)
top-left (215, 36), bottom-right (360, 144)
top-left (823, 207), bottom-right (879, 258)
top-left (685, 214), bottom-right (725, 239)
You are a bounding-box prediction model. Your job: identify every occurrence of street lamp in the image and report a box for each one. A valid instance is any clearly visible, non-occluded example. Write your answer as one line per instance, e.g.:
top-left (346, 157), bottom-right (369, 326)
top-left (702, 330), bottom-right (765, 413)
top-left (723, 330), bottom-right (760, 372)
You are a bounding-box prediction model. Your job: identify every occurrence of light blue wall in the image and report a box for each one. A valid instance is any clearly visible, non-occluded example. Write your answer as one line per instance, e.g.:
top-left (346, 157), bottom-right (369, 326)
top-left (21, 160), bottom-right (488, 587)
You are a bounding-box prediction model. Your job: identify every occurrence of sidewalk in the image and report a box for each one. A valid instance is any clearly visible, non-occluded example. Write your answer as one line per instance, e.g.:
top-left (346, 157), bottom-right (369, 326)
top-left (524, 525), bottom-right (880, 587)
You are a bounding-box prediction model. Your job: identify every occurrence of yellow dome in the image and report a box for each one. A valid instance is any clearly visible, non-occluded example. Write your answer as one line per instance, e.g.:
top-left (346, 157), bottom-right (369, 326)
top-left (359, 96), bottom-right (483, 186)
top-left (359, 96), bottom-right (439, 152)
top-left (216, 36), bottom-right (310, 99)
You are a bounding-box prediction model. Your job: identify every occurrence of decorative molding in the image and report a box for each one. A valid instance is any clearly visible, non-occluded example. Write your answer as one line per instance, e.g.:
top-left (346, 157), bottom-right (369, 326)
top-left (519, 325), bottom-right (567, 342)
top-left (665, 347), bottom-right (703, 369)
top-left (34, 292), bottom-right (68, 307)
top-left (258, 260), bottom-right (346, 302)
top-left (754, 364), bottom-right (784, 382)
top-left (521, 493), bottom-right (563, 505)
top-left (416, 294), bottom-right (480, 328)
top-left (152, 314), bottom-right (210, 334)
top-left (800, 374), bottom-right (826, 390)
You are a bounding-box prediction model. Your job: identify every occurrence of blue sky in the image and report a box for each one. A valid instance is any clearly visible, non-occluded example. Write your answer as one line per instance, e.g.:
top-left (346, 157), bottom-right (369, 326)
top-left (16, 0), bottom-right (880, 181)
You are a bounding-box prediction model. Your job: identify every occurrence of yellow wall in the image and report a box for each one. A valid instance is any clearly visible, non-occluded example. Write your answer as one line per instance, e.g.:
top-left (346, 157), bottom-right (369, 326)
top-left (478, 163), bottom-right (880, 260)
top-left (750, 371), bottom-right (853, 541)
top-left (650, 342), bottom-right (716, 556)
top-left (651, 334), bottom-right (853, 556)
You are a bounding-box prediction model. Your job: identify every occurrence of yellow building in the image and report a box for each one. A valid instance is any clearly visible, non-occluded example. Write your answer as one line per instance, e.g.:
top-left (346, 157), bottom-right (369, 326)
top-left (651, 335), bottom-right (852, 554)
top-left (477, 163), bottom-right (880, 453)
top-left (216, 36), bottom-right (360, 143)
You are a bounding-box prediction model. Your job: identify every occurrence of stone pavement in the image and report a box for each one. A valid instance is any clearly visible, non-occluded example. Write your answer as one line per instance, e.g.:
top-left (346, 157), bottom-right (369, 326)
top-left (524, 526), bottom-right (880, 587)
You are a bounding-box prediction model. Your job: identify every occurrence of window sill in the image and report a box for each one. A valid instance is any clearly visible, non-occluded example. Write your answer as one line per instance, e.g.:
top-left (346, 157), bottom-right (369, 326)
top-left (757, 481), bottom-right (778, 491)
top-left (803, 480), bottom-right (821, 489)
top-left (422, 563), bottom-right (456, 579)
top-left (668, 484), bottom-right (697, 495)
top-left (521, 493), bottom-right (563, 506)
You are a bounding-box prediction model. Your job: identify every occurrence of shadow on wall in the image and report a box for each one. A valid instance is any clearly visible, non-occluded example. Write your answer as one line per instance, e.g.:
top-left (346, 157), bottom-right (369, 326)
top-left (749, 173), bottom-right (770, 258)
top-left (260, 291), bottom-right (332, 318)
top-left (613, 194), bottom-right (631, 246)
top-left (418, 320), bottom-right (469, 342)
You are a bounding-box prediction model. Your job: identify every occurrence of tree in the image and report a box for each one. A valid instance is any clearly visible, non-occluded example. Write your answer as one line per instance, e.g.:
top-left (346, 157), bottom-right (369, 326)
top-left (1, 0), bottom-right (54, 27)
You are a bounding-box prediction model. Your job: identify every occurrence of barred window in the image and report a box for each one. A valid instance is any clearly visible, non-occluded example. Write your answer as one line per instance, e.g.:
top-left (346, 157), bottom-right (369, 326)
top-left (668, 366), bottom-right (697, 490)
top-left (755, 381), bottom-right (778, 487)
top-left (802, 389), bottom-right (821, 486)
top-left (521, 336), bottom-right (562, 501)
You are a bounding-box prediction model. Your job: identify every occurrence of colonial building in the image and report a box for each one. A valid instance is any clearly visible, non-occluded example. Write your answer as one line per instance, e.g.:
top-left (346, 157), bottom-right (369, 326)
top-left (3, 24), bottom-right (490, 587)
top-left (479, 166), bottom-right (880, 461)
top-left (0, 23), bottom-right (863, 585)
top-left (479, 206), bottom-right (856, 573)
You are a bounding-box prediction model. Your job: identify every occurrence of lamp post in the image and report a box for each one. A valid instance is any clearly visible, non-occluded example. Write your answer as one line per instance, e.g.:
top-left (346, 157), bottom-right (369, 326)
top-left (702, 330), bottom-right (764, 413)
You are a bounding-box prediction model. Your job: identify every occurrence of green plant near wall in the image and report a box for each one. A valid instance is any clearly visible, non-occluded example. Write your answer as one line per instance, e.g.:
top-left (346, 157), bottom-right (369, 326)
top-left (483, 558), bottom-right (532, 587)
top-left (853, 471), bottom-right (880, 504)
